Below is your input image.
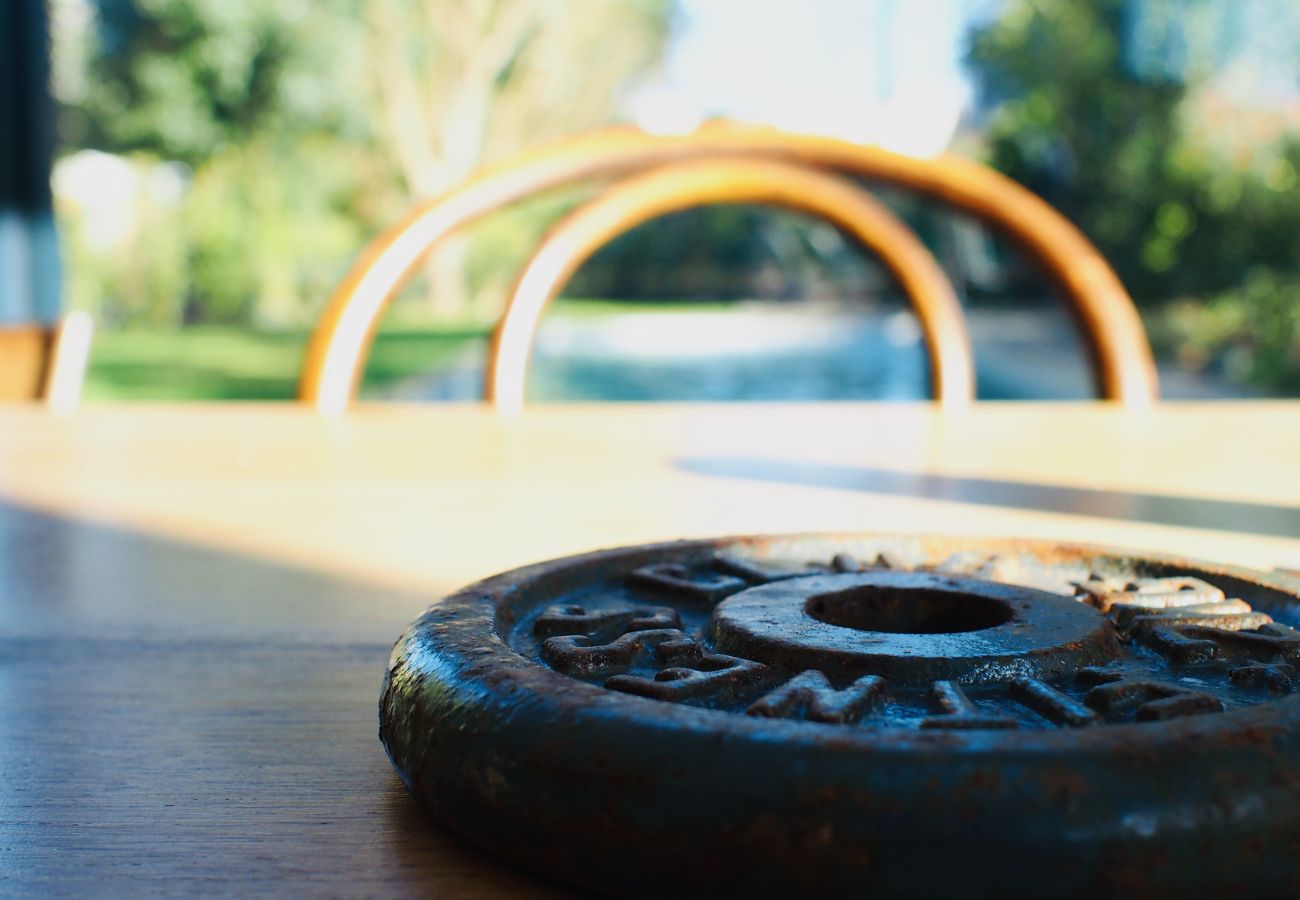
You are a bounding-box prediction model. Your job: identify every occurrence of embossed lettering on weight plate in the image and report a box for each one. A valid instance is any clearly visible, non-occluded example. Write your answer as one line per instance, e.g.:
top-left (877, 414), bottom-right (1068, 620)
top-left (629, 551), bottom-right (902, 604)
top-left (533, 603), bottom-right (681, 638)
top-left (747, 671), bottom-right (884, 724)
top-left (1076, 667), bottom-right (1224, 721)
top-left (533, 596), bottom-right (765, 698)
top-left (1228, 661), bottom-right (1295, 693)
top-left (535, 601), bottom-right (684, 675)
top-left (542, 628), bottom-right (688, 676)
top-left (605, 637), bottom-right (766, 701)
top-left (1074, 575), bottom-right (1300, 672)
top-left (612, 555), bottom-right (889, 705)
top-left (1008, 677), bottom-right (1101, 727)
top-left (922, 680), bottom-right (1019, 730)
top-left (526, 556), bottom-right (1300, 728)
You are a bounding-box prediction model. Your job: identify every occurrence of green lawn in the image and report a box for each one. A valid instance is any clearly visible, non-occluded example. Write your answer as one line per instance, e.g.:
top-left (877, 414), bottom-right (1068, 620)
top-left (85, 324), bottom-right (490, 401)
top-left (83, 299), bottom-right (730, 401)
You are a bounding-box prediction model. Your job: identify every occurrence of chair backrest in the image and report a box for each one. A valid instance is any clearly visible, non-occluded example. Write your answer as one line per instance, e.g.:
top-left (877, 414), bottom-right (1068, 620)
top-left (300, 125), bottom-right (1157, 414)
top-left (0, 312), bottom-right (94, 411)
top-left (0, 327), bottom-right (53, 401)
top-left (486, 157), bottom-right (973, 414)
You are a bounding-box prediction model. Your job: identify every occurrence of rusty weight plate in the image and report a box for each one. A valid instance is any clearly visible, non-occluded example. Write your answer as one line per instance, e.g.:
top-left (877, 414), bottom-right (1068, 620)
top-left (379, 535), bottom-right (1300, 898)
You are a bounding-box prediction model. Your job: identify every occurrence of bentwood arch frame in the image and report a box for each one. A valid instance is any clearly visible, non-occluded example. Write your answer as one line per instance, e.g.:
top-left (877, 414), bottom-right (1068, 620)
top-left (299, 126), bottom-right (1158, 414)
top-left (487, 158), bottom-right (973, 413)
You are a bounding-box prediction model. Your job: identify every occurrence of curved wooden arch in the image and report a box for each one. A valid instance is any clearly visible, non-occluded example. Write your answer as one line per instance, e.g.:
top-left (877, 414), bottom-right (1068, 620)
top-left (300, 125), bottom-right (1157, 414)
top-left (487, 159), bottom-right (974, 413)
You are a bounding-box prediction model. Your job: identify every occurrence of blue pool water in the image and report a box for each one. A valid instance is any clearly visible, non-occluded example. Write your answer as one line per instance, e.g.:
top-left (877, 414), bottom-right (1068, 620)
top-left (378, 306), bottom-right (1241, 403)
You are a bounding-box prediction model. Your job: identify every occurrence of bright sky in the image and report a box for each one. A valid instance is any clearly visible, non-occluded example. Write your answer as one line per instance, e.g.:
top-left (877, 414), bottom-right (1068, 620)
top-left (629, 0), bottom-right (1001, 156)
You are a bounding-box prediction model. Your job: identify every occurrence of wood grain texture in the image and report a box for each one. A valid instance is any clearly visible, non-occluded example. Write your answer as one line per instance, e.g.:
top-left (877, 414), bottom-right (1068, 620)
top-left (0, 401), bottom-right (1297, 894)
top-left (0, 502), bottom-right (571, 897)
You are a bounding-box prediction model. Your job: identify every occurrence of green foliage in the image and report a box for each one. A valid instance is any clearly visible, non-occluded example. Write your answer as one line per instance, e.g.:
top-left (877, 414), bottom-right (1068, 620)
top-left (565, 203), bottom-right (891, 303)
top-left (967, 0), bottom-right (1300, 390)
top-left (180, 137), bottom-right (374, 325)
top-left (84, 324), bottom-right (488, 400)
top-left (72, 0), bottom-right (367, 163)
top-left (57, 156), bottom-right (189, 327)
top-left (1159, 270), bottom-right (1300, 392)
top-left (359, 0), bottom-right (672, 314)
top-left (57, 0), bottom-right (672, 332)
top-left (58, 0), bottom-right (393, 328)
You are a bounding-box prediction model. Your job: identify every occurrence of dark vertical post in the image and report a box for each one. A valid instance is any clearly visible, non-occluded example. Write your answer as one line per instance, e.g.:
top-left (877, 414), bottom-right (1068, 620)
top-left (0, 0), bottom-right (62, 324)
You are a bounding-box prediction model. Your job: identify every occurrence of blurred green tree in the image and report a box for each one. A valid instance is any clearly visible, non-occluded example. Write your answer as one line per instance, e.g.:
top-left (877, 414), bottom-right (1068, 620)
top-left (57, 0), bottom-right (671, 325)
top-left (362, 0), bottom-right (671, 314)
top-left (968, 0), bottom-right (1300, 298)
top-left (58, 0), bottom-right (389, 325)
top-left (966, 0), bottom-right (1300, 389)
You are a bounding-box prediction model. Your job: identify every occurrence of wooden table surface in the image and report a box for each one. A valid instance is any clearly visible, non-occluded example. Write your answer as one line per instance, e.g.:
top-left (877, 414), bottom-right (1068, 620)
top-left (2, 401), bottom-right (1298, 895)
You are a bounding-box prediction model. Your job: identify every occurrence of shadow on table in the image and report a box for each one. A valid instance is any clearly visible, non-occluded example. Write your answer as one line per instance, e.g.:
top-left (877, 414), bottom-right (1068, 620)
top-left (0, 495), bottom-right (572, 895)
top-left (675, 456), bottom-right (1300, 539)
top-left (0, 495), bottom-right (435, 641)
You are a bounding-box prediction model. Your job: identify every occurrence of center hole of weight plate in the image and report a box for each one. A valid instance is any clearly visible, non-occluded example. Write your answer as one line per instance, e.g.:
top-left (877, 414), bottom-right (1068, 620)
top-left (805, 585), bottom-right (1015, 634)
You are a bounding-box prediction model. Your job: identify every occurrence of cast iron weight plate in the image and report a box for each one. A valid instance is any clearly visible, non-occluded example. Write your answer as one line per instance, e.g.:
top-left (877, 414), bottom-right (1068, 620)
top-left (380, 534), bottom-right (1300, 898)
